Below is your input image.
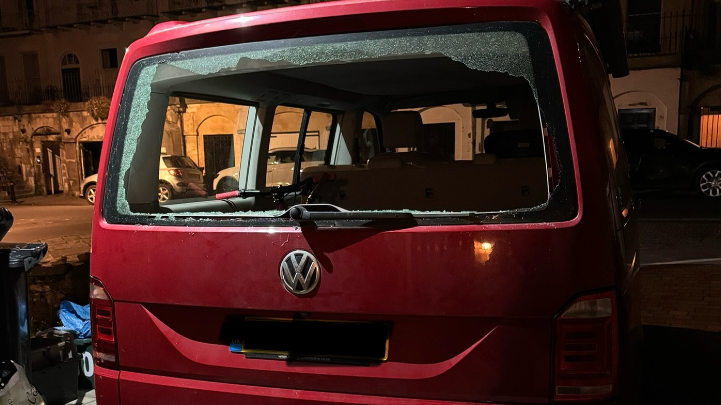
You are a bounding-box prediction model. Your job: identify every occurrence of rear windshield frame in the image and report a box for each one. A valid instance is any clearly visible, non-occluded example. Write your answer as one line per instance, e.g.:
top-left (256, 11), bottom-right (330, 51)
top-left (102, 22), bottom-right (577, 227)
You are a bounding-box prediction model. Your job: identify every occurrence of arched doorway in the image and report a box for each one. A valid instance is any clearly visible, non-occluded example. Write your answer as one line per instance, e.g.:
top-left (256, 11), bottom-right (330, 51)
top-left (418, 106), bottom-right (464, 159)
top-left (614, 90), bottom-right (668, 131)
top-left (32, 127), bottom-right (63, 195)
top-left (76, 123), bottom-right (106, 180)
top-left (61, 53), bottom-right (82, 102)
top-left (196, 115), bottom-right (236, 189)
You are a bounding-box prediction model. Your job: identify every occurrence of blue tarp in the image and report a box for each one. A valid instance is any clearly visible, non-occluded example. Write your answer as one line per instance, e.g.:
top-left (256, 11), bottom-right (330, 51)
top-left (58, 301), bottom-right (91, 339)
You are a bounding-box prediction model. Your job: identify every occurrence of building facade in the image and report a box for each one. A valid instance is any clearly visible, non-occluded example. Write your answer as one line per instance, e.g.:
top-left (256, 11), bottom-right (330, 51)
top-left (611, 0), bottom-right (721, 148)
top-left (1, 0), bottom-right (720, 198)
top-left (0, 0), bottom-right (330, 198)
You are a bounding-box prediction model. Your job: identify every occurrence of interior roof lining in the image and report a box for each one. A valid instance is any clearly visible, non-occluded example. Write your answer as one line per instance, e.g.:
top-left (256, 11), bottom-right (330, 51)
top-left (160, 57), bottom-right (531, 111)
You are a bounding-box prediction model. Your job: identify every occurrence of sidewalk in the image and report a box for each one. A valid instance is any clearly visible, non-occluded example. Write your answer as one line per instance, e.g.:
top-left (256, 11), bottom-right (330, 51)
top-left (639, 221), bottom-right (721, 265)
top-left (40, 234), bottom-right (91, 265)
top-left (636, 193), bottom-right (721, 222)
top-left (640, 263), bottom-right (721, 332)
top-left (2, 194), bottom-right (89, 207)
top-left (1, 194), bottom-right (92, 266)
top-left (636, 195), bottom-right (721, 266)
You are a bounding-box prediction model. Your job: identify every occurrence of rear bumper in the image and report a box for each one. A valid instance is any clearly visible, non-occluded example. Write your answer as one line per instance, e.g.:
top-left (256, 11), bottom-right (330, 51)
top-left (98, 367), bottom-right (534, 405)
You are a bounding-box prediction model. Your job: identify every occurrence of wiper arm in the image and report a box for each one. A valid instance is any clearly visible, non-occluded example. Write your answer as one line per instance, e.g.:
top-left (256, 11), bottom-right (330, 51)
top-left (216, 173), bottom-right (335, 210)
top-left (216, 182), bottom-right (309, 200)
top-left (285, 204), bottom-right (415, 221)
top-left (413, 212), bottom-right (485, 221)
top-left (285, 206), bottom-right (488, 227)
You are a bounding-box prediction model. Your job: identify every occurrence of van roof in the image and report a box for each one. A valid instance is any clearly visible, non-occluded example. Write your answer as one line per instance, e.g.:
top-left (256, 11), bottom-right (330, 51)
top-left (139, 0), bottom-right (566, 43)
top-left (135, 0), bottom-right (626, 76)
top-left (145, 0), bottom-right (548, 37)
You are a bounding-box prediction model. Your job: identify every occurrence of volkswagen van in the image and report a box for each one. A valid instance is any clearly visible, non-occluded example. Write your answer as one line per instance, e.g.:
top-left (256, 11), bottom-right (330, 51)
top-left (90, 0), bottom-right (641, 404)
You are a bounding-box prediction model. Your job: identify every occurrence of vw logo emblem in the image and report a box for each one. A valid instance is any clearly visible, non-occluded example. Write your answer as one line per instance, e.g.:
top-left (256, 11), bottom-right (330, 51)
top-left (280, 250), bottom-right (320, 295)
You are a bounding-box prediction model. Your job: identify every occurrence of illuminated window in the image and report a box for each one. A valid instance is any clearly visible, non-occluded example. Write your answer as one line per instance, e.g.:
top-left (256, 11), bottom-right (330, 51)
top-left (700, 106), bottom-right (721, 148)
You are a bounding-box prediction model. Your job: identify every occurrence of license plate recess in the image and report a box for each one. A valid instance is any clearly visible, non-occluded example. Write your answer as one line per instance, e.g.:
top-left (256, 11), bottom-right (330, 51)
top-left (240, 317), bottom-right (389, 363)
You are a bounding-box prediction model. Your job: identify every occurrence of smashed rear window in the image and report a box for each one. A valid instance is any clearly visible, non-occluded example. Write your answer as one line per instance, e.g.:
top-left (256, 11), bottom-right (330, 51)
top-left (103, 22), bottom-right (576, 226)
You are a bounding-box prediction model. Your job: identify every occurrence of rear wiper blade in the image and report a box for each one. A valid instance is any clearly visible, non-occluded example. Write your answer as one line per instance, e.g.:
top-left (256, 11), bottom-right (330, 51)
top-left (284, 204), bottom-right (415, 221)
top-left (413, 212), bottom-right (485, 221)
top-left (216, 174), bottom-right (336, 211)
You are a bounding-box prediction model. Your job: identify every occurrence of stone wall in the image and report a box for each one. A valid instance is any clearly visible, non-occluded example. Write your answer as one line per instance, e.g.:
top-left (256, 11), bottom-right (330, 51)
top-left (180, 100), bottom-right (249, 168)
top-left (0, 103), bottom-right (108, 197)
top-left (27, 262), bottom-right (90, 334)
top-left (0, 115), bottom-right (37, 198)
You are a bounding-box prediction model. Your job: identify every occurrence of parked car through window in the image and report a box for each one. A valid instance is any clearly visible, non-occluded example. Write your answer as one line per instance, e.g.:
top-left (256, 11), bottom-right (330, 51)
top-left (80, 154), bottom-right (205, 204)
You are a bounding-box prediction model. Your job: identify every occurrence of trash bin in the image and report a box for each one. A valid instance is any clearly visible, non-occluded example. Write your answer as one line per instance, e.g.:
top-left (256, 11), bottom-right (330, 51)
top-left (0, 207), bottom-right (11, 241)
top-left (58, 300), bottom-right (93, 388)
top-left (31, 330), bottom-right (79, 405)
top-left (74, 338), bottom-right (94, 388)
top-left (0, 206), bottom-right (48, 377)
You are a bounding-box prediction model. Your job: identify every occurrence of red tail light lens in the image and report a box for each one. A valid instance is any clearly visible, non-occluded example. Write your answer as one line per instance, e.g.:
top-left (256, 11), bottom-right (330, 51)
top-left (90, 277), bottom-right (118, 369)
top-left (553, 291), bottom-right (618, 402)
top-left (168, 168), bottom-right (182, 177)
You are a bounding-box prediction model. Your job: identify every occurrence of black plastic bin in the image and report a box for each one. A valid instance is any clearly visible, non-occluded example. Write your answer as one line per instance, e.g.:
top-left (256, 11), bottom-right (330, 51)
top-left (74, 338), bottom-right (95, 388)
top-left (0, 207), bottom-right (48, 377)
top-left (31, 330), bottom-right (79, 404)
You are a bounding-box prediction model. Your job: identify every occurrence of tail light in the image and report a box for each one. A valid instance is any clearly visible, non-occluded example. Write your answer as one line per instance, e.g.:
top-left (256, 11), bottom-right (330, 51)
top-left (553, 291), bottom-right (618, 402)
top-left (168, 168), bottom-right (182, 177)
top-left (90, 277), bottom-right (118, 369)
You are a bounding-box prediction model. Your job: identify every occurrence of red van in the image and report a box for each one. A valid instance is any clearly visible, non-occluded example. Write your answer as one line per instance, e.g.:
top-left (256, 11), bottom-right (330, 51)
top-left (90, 0), bottom-right (641, 404)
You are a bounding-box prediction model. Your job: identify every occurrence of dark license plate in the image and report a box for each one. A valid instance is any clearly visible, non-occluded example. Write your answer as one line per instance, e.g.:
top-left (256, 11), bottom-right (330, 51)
top-left (240, 317), bottom-right (389, 362)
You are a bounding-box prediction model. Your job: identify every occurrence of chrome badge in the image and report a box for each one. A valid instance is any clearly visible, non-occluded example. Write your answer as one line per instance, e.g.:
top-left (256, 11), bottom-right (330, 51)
top-left (280, 250), bottom-right (320, 295)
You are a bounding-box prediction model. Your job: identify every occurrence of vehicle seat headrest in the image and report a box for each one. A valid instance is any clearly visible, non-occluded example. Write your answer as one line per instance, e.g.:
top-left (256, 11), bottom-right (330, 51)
top-left (484, 129), bottom-right (544, 158)
top-left (382, 111), bottom-right (424, 149)
top-left (505, 89), bottom-right (540, 129)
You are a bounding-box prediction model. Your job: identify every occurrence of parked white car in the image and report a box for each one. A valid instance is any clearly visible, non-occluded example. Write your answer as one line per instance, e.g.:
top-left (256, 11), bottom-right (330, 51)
top-left (80, 174), bottom-right (100, 205)
top-left (81, 155), bottom-right (206, 204)
top-left (213, 148), bottom-right (325, 192)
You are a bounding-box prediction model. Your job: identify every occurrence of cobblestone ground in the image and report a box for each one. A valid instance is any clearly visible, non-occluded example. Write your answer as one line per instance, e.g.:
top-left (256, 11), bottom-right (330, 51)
top-left (640, 264), bottom-right (721, 332)
top-left (39, 234), bottom-right (92, 265)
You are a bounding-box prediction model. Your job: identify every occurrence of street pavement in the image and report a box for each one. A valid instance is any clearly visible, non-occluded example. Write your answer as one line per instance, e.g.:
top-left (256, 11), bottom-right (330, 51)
top-left (640, 221), bottom-right (721, 265)
top-left (636, 191), bottom-right (721, 222)
top-left (2, 194), bottom-right (93, 265)
top-left (637, 192), bottom-right (721, 265)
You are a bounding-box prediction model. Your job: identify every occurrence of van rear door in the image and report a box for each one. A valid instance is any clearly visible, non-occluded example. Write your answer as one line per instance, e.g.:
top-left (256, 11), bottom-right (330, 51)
top-left (92, 3), bottom-right (620, 404)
